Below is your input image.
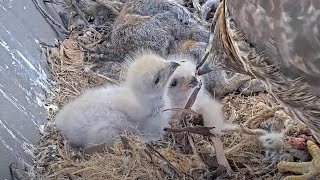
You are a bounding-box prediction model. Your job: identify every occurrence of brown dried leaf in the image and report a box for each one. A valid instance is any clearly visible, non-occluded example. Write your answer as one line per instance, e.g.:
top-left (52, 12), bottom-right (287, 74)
top-left (83, 143), bottom-right (106, 155)
top-left (210, 136), bottom-right (233, 175)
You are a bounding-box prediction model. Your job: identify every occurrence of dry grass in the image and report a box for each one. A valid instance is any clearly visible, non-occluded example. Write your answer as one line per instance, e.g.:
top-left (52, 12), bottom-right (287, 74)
top-left (221, 94), bottom-right (283, 179)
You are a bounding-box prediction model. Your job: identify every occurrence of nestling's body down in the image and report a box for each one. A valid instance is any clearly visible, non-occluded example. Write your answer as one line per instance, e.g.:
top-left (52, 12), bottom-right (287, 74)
top-left (55, 52), bottom-right (179, 148)
top-left (166, 55), bottom-right (237, 136)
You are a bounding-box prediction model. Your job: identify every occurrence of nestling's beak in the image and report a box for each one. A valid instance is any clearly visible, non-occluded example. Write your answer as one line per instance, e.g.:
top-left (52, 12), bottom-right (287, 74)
top-left (197, 61), bottom-right (213, 76)
top-left (161, 61), bottom-right (180, 84)
top-left (196, 52), bottom-right (213, 76)
top-left (186, 76), bottom-right (199, 87)
top-left (168, 62), bottom-right (180, 76)
top-left (181, 76), bottom-right (199, 90)
top-left (169, 61), bottom-right (180, 70)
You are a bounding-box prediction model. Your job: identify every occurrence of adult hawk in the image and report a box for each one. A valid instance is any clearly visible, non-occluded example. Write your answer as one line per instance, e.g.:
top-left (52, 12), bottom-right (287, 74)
top-left (196, 0), bottom-right (320, 178)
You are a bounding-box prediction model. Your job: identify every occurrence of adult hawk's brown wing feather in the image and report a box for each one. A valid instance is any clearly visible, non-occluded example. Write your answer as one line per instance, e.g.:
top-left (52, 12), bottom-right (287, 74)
top-left (198, 0), bottom-right (320, 142)
top-left (228, 0), bottom-right (320, 141)
top-left (228, 0), bottom-right (320, 88)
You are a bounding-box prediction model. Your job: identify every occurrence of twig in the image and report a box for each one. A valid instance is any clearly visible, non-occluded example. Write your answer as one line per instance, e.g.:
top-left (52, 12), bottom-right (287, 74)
top-left (239, 124), bottom-right (267, 135)
top-left (210, 136), bottom-right (233, 175)
top-left (181, 80), bottom-right (202, 121)
top-left (60, 78), bottom-right (81, 95)
top-left (91, 0), bottom-right (120, 15)
top-left (78, 42), bottom-right (98, 53)
top-left (146, 144), bottom-right (184, 178)
top-left (39, 41), bottom-right (59, 48)
top-left (164, 126), bottom-right (215, 137)
top-left (71, 0), bottom-right (90, 26)
top-left (43, 0), bottom-right (64, 5)
top-left (187, 134), bottom-right (199, 163)
top-left (164, 107), bottom-right (200, 116)
top-left (92, 72), bottom-right (118, 84)
top-left (180, 81), bottom-right (203, 164)
top-left (32, 0), bottom-right (69, 35)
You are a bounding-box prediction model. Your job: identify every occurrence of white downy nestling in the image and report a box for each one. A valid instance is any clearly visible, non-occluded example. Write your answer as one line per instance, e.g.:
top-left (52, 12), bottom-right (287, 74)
top-left (165, 55), bottom-right (238, 136)
top-left (55, 51), bottom-right (179, 148)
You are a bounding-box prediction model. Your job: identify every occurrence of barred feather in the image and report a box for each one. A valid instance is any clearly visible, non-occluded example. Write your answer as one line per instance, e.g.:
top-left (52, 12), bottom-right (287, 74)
top-left (204, 0), bottom-right (320, 142)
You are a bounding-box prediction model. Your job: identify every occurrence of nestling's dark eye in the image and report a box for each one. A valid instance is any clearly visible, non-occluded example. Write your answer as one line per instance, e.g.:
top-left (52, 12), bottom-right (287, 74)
top-left (154, 77), bottom-right (160, 85)
top-left (171, 79), bottom-right (177, 87)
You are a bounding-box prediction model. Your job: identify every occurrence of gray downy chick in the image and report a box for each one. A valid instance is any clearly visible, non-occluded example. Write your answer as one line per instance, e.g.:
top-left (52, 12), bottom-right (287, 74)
top-left (55, 51), bottom-right (179, 148)
top-left (259, 132), bottom-right (294, 164)
top-left (165, 55), bottom-right (238, 136)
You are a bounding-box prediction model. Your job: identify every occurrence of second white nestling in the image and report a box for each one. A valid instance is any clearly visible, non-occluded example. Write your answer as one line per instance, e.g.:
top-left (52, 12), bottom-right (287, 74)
top-left (165, 54), bottom-right (238, 136)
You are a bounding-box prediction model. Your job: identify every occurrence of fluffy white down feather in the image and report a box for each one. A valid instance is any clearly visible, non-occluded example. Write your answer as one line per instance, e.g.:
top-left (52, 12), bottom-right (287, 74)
top-left (55, 52), bottom-right (177, 148)
top-left (166, 55), bottom-right (238, 135)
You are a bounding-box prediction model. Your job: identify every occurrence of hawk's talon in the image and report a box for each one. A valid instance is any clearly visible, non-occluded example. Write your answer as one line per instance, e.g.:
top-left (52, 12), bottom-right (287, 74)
top-left (277, 140), bottom-right (320, 179)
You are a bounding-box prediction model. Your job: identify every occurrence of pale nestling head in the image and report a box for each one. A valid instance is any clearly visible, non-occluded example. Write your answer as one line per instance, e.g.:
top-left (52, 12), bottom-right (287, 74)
top-left (125, 52), bottom-right (180, 97)
top-left (166, 56), bottom-right (203, 104)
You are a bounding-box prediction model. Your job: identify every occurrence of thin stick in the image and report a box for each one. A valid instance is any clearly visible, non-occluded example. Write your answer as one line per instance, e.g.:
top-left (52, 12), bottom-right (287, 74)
top-left (239, 124), bottom-right (267, 135)
top-left (181, 80), bottom-right (203, 121)
top-left (164, 107), bottom-right (200, 116)
top-left (40, 41), bottom-right (59, 48)
top-left (43, 0), bottom-right (64, 5)
top-left (92, 72), bottom-right (118, 84)
top-left (71, 0), bottom-right (90, 26)
top-left (181, 81), bottom-right (203, 161)
top-left (146, 144), bottom-right (184, 178)
top-left (164, 126), bottom-right (215, 136)
top-left (32, 0), bottom-right (69, 35)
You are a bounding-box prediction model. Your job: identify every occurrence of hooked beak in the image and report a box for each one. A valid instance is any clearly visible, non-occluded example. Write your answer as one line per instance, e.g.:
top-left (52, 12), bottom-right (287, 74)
top-left (170, 61), bottom-right (180, 68)
top-left (163, 61), bottom-right (180, 84)
top-left (168, 61), bottom-right (180, 76)
top-left (196, 52), bottom-right (213, 76)
top-left (186, 76), bottom-right (199, 87)
top-left (181, 76), bottom-right (199, 90)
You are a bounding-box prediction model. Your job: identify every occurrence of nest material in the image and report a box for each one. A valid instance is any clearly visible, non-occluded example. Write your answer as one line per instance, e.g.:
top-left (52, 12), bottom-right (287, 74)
top-left (33, 32), bottom-right (286, 179)
top-left (31, 1), bottom-right (306, 179)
